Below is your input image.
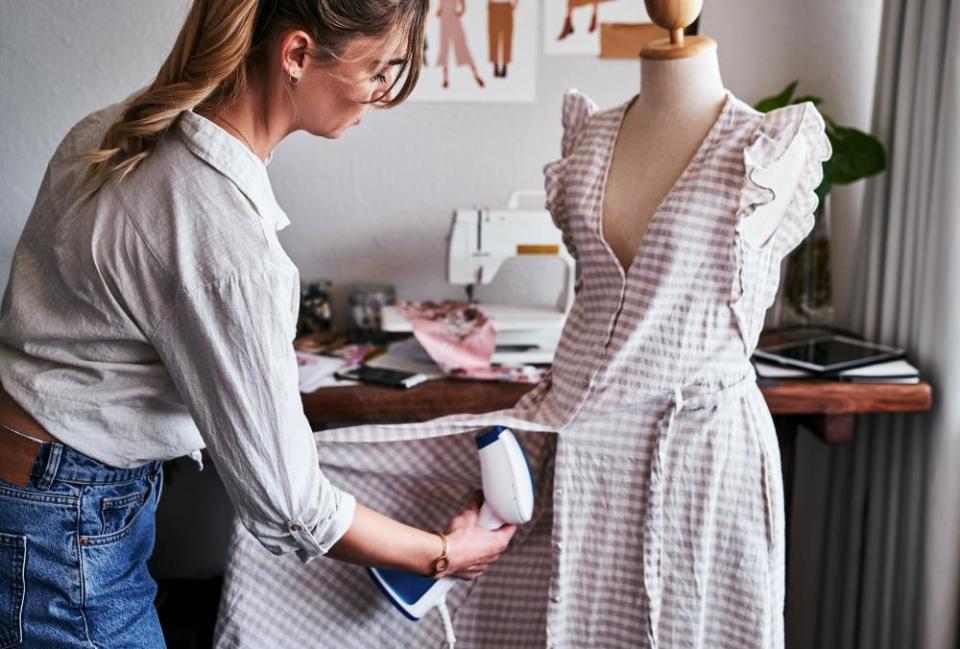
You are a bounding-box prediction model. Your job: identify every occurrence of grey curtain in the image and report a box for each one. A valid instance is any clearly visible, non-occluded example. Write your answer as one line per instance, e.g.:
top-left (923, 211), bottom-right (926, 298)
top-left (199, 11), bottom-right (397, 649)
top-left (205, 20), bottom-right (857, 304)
top-left (785, 0), bottom-right (959, 647)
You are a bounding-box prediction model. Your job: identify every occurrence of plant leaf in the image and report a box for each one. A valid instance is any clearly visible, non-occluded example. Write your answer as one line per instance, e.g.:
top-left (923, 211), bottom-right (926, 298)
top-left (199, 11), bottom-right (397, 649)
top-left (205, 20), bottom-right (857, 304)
top-left (825, 126), bottom-right (887, 184)
top-left (792, 95), bottom-right (823, 107)
top-left (754, 80), bottom-right (799, 113)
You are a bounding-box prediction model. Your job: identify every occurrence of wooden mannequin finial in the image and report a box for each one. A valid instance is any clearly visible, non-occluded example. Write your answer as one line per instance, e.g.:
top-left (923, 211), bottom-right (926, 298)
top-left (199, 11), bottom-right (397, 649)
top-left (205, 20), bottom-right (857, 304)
top-left (641, 0), bottom-right (717, 60)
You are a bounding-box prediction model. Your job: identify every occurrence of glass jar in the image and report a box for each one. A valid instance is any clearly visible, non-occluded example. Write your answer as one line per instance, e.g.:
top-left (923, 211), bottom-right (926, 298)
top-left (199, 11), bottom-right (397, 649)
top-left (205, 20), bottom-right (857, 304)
top-left (297, 280), bottom-right (333, 336)
top-left (778, 194), bottom-right (834, 325)
top-left (348, 284), bottom-right (397, 331)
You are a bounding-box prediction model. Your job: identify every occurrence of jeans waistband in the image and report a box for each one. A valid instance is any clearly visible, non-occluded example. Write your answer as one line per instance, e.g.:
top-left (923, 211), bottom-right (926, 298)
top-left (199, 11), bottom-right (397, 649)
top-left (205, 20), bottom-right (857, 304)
top-left (30, 442), bottom-right (161, 488)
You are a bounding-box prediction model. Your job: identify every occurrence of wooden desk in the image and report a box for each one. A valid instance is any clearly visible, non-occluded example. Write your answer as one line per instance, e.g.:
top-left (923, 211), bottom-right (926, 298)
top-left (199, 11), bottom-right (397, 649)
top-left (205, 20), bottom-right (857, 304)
top-left (301, 378), bottom-right (932, 438)
top-left (301, 327), bottom-right (931, 438)
top-left (302, 380), bottom-right (529, 427)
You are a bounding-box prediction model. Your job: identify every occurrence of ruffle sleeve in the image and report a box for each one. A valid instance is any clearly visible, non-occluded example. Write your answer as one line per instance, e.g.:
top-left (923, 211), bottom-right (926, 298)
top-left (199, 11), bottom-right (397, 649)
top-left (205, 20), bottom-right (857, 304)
top-left (737, 101), bottom-right (833, 258)
top-left (543, 90), bottom-right (598, 261)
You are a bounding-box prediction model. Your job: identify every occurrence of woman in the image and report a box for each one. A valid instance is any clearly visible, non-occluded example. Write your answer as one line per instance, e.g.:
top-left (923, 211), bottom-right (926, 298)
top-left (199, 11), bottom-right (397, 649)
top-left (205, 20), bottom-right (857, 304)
top-left (0, 1), bottom-right (515, 646)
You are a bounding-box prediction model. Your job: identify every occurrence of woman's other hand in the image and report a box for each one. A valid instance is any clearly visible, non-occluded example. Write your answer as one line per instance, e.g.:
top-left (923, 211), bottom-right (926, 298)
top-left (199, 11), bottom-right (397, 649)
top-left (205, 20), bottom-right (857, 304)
top-left (440, 492), bottom-right (517, 580)
top-left (326, 496), bottom-right (517, 579)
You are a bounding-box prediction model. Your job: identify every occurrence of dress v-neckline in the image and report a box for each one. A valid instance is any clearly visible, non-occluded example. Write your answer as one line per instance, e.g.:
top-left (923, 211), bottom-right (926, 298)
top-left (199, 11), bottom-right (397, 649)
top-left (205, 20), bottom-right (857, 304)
top-left (597, 90), bottom-right (734, 279)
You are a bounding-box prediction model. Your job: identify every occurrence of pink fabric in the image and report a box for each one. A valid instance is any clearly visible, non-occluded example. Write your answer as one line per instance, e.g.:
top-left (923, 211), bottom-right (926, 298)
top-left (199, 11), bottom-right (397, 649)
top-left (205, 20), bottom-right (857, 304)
top-left (397, 300), bottom-right (544, 383)
top-left (398, 300), bottom-right (495, 370)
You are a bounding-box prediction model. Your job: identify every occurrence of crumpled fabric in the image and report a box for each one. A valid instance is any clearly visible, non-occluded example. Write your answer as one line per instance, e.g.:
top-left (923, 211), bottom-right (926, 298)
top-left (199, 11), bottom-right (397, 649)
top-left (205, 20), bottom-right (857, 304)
top-left (397, 300), bottom-right (545, 383)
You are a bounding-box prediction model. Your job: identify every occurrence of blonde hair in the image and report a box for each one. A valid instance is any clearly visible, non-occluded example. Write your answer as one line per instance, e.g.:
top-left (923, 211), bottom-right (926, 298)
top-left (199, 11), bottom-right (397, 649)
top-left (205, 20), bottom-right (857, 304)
top-left (80, 0), bottom-right (428, 193)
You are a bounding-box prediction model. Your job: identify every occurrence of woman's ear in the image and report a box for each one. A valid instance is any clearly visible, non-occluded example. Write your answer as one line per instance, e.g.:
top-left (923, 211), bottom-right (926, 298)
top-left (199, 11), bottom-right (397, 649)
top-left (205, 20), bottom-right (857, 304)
top-left (280, 30), bottom-right (315, 79)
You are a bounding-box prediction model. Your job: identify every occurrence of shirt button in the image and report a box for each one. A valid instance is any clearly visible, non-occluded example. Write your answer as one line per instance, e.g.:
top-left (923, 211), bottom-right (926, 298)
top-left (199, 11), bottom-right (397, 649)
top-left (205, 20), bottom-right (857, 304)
top-left (290, 524), bottom-right (302, 532)
top-left (550, 595), bottom-right (560, 603)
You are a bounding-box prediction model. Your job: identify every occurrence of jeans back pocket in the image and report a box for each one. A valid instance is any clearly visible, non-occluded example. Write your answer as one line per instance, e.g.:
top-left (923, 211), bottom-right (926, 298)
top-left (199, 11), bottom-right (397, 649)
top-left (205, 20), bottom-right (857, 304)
top-left (0, 533), bottom-right (25, 649)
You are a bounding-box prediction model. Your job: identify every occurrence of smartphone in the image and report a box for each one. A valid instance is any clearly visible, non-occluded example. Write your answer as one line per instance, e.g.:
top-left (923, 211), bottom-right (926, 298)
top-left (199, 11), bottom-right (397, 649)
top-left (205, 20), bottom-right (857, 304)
top-left (334, 365), bottom-right (430, 389)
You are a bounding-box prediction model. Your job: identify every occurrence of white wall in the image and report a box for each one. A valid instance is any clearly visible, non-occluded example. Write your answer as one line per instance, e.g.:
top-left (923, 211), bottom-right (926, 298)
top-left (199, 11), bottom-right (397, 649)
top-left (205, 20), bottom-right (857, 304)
top-left (0, 0), bottom-right (190, 273)
top-left (1, 0), bottom-right (881, 329)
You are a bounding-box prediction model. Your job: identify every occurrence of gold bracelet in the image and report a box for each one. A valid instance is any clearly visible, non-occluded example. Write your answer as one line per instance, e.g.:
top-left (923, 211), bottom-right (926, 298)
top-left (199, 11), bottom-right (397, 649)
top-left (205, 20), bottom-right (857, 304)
top-left (429, 531), bottom-right (450, 577)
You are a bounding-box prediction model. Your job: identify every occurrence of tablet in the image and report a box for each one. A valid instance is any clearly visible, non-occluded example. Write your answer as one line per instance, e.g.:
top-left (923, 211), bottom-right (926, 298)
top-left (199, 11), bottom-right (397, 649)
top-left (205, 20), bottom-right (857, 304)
top-left (753, 334), bottom-right (905, 374)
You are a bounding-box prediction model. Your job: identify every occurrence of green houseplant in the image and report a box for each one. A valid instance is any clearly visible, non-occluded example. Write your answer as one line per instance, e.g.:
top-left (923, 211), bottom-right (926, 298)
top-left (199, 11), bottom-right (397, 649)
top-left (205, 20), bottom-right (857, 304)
top-left (754, 81), bottom-right (887, 324)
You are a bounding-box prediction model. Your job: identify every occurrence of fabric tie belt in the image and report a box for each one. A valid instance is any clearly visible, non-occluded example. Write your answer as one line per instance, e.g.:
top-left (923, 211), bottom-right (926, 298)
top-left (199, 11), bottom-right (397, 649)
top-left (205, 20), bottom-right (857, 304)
top-left (640, 373), bottom-right (760, 648)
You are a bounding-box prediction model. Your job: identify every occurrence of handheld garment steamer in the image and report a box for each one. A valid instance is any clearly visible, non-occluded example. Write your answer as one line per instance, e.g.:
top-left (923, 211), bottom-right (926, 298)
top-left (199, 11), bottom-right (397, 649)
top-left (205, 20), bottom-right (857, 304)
top-left (367, 426), bottom-right (535, 646)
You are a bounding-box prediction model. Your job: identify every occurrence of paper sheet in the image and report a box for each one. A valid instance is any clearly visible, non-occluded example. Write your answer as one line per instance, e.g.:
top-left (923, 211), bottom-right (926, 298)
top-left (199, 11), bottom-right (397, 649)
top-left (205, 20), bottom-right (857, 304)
top-left (296, 352), bottom-right (352, 393)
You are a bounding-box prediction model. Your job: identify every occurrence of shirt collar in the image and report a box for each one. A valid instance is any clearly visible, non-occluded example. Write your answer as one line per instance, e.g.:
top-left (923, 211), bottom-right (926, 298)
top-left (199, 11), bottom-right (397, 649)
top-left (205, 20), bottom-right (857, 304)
top-left (176, 110), bottom-right (291, 231)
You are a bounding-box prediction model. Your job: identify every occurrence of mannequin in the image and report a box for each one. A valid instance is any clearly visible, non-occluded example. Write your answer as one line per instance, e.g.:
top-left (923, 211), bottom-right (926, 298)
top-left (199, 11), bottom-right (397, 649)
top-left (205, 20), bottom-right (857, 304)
top-left (603, 0), bottom-right (806, 268)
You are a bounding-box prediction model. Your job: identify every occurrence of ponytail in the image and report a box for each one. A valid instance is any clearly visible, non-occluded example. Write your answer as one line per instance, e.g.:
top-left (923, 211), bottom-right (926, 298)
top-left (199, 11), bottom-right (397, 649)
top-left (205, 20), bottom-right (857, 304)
top-left (79, 0), bottom-right (428, 193)
top-left (79, 0), bottom-right (260, 192)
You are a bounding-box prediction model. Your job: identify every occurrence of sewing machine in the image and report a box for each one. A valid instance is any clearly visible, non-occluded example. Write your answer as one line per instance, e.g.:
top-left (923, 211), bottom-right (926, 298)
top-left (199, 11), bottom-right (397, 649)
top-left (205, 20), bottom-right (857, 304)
top-left (381, 192), bottom-right (576, 365)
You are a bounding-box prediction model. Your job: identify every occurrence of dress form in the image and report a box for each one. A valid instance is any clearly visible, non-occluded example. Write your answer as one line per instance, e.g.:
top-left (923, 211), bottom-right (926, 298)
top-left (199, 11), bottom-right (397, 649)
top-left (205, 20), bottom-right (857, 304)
top-left (602, 0), bottom-right (805, 269)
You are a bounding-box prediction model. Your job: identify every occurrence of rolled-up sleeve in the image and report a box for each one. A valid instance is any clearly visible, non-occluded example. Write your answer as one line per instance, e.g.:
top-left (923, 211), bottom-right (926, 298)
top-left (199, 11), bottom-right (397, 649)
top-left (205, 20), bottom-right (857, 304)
top-left (151, 269), bottom-right (355, 562)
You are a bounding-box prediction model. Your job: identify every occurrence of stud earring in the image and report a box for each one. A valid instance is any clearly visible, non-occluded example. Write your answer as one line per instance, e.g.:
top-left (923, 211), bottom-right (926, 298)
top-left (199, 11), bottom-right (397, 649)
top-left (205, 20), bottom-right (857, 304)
top-left (289, 70), bottom-right (300, 86)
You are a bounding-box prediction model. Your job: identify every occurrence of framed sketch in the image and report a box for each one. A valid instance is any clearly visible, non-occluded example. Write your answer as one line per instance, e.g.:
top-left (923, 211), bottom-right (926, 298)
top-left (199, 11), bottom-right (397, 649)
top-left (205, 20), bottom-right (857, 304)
top-left (411, 0), bottom-right (538, 103)
top-left (543, 0), bottom-right (651, 56)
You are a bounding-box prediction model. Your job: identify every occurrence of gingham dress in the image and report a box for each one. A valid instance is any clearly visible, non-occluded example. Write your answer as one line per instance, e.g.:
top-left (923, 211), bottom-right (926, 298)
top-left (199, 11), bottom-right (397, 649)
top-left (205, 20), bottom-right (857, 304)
top-left (214, 90), bottom-right (830, 649)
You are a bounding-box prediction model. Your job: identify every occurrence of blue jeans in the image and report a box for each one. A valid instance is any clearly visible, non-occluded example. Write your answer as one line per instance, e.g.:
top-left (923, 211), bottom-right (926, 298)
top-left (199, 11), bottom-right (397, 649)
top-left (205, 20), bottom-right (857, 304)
top-left (0, 442), bottom-right (165, 648)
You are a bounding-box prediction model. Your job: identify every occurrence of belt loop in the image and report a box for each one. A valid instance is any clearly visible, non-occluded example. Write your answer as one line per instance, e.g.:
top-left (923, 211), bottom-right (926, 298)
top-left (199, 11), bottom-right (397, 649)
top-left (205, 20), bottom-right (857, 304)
top-left (672, 386), bottom-right (684, 414)
top-left (36, 443), bottom-right (63, 490)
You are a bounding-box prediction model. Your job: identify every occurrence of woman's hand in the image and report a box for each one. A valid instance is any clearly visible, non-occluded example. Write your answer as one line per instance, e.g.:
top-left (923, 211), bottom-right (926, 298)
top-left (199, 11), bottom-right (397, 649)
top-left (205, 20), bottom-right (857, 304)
top-left (326, 498), bottom-right (516, 579)
top-left (439, 492), bottom-right (517, 580)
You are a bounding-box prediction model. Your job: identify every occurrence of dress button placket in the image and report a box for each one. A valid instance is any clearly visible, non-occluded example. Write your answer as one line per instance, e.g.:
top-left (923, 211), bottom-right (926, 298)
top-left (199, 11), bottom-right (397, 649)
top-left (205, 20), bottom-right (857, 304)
top-left (606, 284), bottom-right (628, 347)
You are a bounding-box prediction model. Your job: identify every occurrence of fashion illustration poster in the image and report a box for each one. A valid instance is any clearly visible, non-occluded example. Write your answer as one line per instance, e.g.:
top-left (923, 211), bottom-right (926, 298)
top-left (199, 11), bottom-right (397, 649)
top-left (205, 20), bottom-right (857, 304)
top-left (411, 0), bottom-right (537, 102)
top-left (543, 0), bottom-right (651, 55)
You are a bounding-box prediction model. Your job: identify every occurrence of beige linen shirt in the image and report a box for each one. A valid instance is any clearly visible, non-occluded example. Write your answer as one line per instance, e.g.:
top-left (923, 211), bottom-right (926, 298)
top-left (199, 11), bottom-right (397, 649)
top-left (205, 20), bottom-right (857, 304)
top-left (0, 102), bottom-right (355, 560)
